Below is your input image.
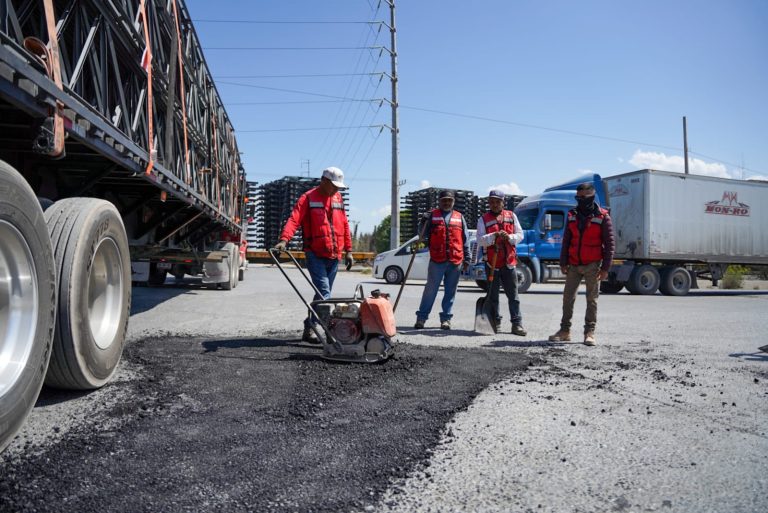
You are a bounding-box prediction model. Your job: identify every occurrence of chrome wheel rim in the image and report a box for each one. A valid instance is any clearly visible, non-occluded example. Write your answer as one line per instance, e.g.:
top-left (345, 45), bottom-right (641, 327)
top-left (88, 237), bottom-right (123, 350)
top-left (0, 220), bottom-right (39, 398)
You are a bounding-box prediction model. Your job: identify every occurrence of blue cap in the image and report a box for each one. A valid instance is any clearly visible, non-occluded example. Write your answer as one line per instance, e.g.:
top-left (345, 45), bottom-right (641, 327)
top-left (488, 189), bottom-right (505, 200)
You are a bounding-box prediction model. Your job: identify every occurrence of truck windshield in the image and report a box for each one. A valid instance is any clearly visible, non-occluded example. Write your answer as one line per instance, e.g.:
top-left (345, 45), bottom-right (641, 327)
top-left (515, 208), bottom-right (539, 230)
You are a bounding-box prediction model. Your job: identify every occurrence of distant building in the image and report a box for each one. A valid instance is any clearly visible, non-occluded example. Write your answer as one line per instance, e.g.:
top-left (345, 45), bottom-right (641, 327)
top-left (476, 194), bottom-right (526, 216)
top-left (245, 181), bottom-right (259, 249)
top-left (401, 188), bottom-right (479, 242)
top-left (401, 188), bottom-right (527, 243)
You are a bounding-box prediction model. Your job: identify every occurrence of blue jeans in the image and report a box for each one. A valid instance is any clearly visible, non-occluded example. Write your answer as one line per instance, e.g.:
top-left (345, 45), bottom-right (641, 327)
top-left (304, 251), bottom-right (338, 328)
top-left (487, 264), bottom-right (522, 325)
top-left (416, 260), bottom-right (462, 322)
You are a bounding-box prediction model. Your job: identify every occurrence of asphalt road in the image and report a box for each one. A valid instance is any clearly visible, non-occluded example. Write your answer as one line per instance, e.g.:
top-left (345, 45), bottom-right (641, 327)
top-left (1, 264), bottom-right (767, 513)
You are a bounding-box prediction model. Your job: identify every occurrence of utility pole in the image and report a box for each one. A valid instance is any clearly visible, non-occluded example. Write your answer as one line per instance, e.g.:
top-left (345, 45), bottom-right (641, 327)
top-left (301, 159), bottom-right (310, 177)
top-left (386, 0), bottom-right (400, 250)
top-left (683, 116), bottom-right (689, 175)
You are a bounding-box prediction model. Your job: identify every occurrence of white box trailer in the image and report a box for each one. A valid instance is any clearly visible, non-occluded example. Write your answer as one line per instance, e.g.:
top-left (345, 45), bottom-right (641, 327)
top-left (603, 169), bottom-right (768, 295)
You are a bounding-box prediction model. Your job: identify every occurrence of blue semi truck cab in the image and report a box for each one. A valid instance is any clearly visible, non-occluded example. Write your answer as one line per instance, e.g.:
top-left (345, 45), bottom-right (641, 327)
top-left (471, 174), bottom-right (607, 292)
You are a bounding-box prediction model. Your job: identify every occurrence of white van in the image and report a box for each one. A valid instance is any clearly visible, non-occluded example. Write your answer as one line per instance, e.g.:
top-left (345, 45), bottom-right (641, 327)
top-left (373, 230), bottom-right (477, 284)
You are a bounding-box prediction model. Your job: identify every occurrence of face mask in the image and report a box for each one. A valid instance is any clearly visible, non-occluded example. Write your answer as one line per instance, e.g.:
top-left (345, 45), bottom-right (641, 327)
top-left (577, 196), bottom-right (595, 210)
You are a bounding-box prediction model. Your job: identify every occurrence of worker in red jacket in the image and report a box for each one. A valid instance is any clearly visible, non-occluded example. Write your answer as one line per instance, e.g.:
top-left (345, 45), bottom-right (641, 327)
top-left (549, 182), bottom-right (615, 346)
top-left (274, 167), bottom-right (353, 343)
top-left (414, 189), bottom-right (470, 331)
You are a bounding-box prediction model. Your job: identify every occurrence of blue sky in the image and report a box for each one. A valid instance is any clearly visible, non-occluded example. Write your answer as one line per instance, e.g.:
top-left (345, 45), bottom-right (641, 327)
top-left (186, 0), bottom-right (768, 235)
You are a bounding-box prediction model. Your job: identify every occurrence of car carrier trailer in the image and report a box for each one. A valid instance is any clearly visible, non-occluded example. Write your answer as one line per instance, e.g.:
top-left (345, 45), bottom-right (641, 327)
top-left (0, 0), bottom-right (247, 451)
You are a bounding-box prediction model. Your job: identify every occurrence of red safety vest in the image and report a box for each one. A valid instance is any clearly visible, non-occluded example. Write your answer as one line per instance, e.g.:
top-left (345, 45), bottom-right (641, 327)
top-left (482, 210), bottom-right (517, 268)
top-left (280, 187), bottom-right (351, 259)
top-left (566, 207), bottom-right (608, 265)
top-left (429, 209), bottom-right (464, 265)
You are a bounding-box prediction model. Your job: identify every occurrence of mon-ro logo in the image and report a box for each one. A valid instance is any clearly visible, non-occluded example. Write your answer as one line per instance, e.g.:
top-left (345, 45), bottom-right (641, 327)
top-left (704, 191), bottom-right (750, 216)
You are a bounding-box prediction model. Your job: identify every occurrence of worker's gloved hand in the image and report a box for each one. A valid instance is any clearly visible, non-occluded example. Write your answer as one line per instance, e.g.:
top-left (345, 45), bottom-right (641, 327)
top-left (345, 251), bottom-right (355, 270)
top-left (273, 240), bottom-right (287, 252)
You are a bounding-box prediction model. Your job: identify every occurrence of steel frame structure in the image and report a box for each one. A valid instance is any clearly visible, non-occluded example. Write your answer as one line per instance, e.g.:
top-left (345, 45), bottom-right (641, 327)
top-left (0, 0), bottom-right (245, 250)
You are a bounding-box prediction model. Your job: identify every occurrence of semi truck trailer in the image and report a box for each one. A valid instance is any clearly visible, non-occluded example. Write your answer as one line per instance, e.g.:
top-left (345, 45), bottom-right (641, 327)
top-left (1, 0), bottom-right (247, 451)
top-left (504, 170), bottom-right (768, 296)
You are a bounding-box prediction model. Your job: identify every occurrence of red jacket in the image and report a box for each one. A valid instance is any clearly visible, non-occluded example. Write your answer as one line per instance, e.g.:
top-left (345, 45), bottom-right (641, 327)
top-left (428, 209), bottom-right (464, 265)
top-left (482, 210), bottom-right (517, 268)
top-left (280, 187), bottom-right (351, 260)
top-left (566, 207), bottom-right (609, 265)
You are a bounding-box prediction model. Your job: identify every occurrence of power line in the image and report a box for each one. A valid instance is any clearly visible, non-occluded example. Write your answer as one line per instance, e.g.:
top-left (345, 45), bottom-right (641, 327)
top-left (227, 100), bottom-right (371, 105)
top-left (214, 73), bottom-right (385, 79)
top-left (400, 105), bottom-right (682, 152)
top-left (193, 19), bottom-right (380, 24)
top-left (238, 125), bottom-right (383, 133)
top-left (216, 81), bottom-right (382, 102)
top-left (312, 4), bottom-right (385, 168)
top-left (203, 46), bottom-right (381, 51)
top-left (400, 105), bottom-right (765, 176)
top-left (688, 151), bottom-right (764, 176)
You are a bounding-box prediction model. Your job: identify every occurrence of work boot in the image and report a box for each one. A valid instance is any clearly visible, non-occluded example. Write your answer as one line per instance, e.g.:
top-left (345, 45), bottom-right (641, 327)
top-left (440, 320), bottom-right (451, 330)
top-left (511, 324), bottom-right (527, 336)
top-left (414, 319), bottom-right (425, 329)
top-left (302, 327), bottom-right (321, 344)
top-left (584, 331), bottom-right (596, 346)
top-left (548, 329), bottom-right (571, 342)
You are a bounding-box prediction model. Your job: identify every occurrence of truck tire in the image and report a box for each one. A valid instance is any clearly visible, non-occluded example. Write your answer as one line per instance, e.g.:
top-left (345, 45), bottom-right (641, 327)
top-left (45, 198), bottom-right (131, 389)
top-left (222, 243), bottom-right (237, 290)
top-left (516, 264), bottom-right (532, 293)
top-left (231, 247), bottom-right (239, 289)
top-left (627, 264), bottom-right (660, 295)
top-left (0, 161), bottom-right (56, 453)
top-left (148, 263), bottom-right (167, 287)
top-left (600, 279), bottom-right (624, 294)
top-left (659, 266), bottom-right (691, 296)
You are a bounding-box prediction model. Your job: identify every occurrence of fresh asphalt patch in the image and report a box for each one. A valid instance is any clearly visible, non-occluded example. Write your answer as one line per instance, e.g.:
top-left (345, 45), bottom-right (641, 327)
top-left (0, 336), bottom-right (533, 513)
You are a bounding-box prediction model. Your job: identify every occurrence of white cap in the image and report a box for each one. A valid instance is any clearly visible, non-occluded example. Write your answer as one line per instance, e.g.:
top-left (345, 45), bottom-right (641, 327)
top-left (321, 166), bottom-right (347, 188)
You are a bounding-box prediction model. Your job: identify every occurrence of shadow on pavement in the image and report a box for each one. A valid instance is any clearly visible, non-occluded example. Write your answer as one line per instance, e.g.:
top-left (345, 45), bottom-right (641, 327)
top-left (396, 327), bottom-right (478, 337)
top-left (728, 351), bottom-right (768, 362)
top-left (130, 280), bottom-right (207, 315)
top-left (34, 388), bottom-right (91, 407)
top-left (486, 339), bottom-right (563, 348)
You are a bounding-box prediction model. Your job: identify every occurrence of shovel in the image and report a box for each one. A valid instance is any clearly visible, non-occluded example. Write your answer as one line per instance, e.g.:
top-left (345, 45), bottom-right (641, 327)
top-left (393, 220), bottom-right (428, 313)
top-left (474, 240), bottom-right (500, 334)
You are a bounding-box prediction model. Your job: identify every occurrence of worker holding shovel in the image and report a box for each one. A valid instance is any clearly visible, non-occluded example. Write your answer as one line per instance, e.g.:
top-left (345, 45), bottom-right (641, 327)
top-left (476, 189), bottom-right (526, 336)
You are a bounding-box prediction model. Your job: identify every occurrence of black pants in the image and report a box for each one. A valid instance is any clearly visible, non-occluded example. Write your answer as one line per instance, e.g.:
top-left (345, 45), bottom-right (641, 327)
top-left (486, 264), bottom-right (522, 325)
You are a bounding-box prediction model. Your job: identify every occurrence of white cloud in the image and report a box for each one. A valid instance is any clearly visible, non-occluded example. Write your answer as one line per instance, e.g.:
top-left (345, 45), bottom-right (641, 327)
top-left (371, 204), bottom-right (391, 217)
top-left (488, 182), bottom-right (524, 196)
top-left (577, 168), bottom-right (594, 175)
top-left (419, 180), bottom-right (431, 189)
top-left (629, 150), bottom-right (730, 178)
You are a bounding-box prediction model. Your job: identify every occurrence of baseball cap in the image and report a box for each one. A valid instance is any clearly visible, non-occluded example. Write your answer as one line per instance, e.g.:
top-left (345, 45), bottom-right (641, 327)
top-left (438, 189), bottom-right (455, 200)
top-left (488, 189), bottom-right (505, 200)
top-left (321, 166), bottom-right (347, 188)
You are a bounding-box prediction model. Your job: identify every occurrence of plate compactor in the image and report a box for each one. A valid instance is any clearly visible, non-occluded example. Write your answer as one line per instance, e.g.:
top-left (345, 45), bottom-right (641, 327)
top-left (270, 248), bottom-right (396, 363)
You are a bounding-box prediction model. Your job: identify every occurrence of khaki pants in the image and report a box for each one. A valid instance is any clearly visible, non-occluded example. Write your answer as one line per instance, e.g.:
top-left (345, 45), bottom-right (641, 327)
top-left (560, 261), bottom-right (600, 334)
